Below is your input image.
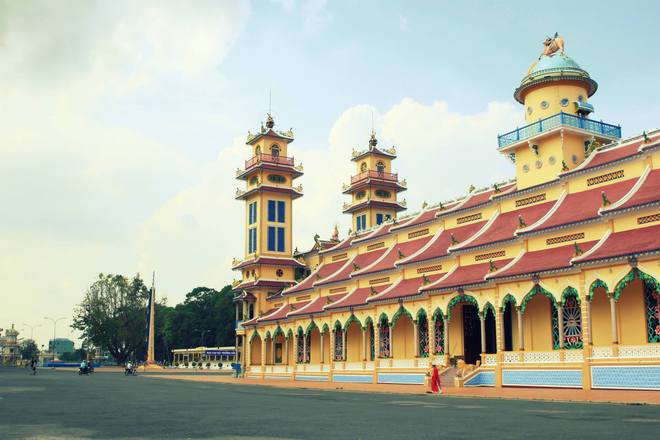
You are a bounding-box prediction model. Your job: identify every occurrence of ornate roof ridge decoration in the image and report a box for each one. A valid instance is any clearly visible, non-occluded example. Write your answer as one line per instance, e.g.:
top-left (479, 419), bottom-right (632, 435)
top-left (447, 210), bottom-right (501, 253)
top-left (396, 227), bottom-right (445, 266)
top-left (516, 190), bottom-right (567, 235)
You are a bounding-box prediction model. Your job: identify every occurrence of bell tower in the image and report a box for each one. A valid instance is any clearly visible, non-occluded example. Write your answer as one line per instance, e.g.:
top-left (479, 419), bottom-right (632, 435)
top-left (342, 132), bottom-right (406, 232)
top-left (233, 113), bottom-right (304, 319)
top-left (497, 34), bottom-right (621, 189)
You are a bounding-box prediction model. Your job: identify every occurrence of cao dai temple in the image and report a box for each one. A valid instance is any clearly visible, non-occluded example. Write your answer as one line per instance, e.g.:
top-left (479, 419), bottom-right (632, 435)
top-left (231, 35), bottom-right (660, 390)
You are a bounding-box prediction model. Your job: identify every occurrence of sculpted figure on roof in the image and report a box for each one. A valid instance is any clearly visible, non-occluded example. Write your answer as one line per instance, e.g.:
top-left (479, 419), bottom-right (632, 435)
top-left (540, 32), bottom-right (564, 59)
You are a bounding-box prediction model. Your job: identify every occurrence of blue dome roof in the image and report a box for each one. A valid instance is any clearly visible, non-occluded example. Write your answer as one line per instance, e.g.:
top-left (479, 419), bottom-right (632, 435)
top-left (530, 54), bottom-right (582, 75)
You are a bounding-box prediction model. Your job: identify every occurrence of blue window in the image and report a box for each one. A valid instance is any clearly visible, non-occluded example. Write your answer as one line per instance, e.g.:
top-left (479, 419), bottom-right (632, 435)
top-left (248, 228), bottom-right (257, 253)
top-left (277, 227), bottom-right (285, 252)
top-left (267, 227), bottom-right (276, 251)
top-left (248, 202), bottom-right (258, 225)
top-left (267, 226), bottom-right (286, 252)
top-left (277, 201), bottom-right (285, 222)
top-left (267, 200), bottom-right (276, 222)
top-left (376, 213), bottom-right (383, 225)
top-left (357, 214), bottom-right (367, 231)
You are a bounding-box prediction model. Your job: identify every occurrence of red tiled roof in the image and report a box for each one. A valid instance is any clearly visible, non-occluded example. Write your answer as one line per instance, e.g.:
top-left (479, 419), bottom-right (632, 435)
top-left (232, 279), bottom-right (294, 292)
top-left (324, 285), bottom-right (391, 310)
top-left (368, 274), bottom-right (445, 303)
top-left (283, 259), bottom-right (348, 294)
top-left (399, 221), bottom-right (487, 266)
top-left (258, 301), bottom-right (310, 323)
top-left (567, 132), bottom-right (660, 174)
top-left (391, 207), bottom-right (441, 231)
top-left (286, 294), bottom-right (346, 317)
top-left (455, 201), bottom-right (556, 251)
top-left (573, 225), bottom-right (660, 265)
top-left (232, 256), bottom-right (305, 270)
top-left (354, 236), bottom-right (433, 277)
top-left (522, 179), bottom-right (637, 233)
top-left (423, 259), bottom-right (512, 291)
top-left (602, 168), bottom-right (660, 214)
top-left (489, 242), bottom-right (597, 280)
top-left (319, 236), bottom-right (354, 254)
top-left (316, 248), bottom-right (388, 286)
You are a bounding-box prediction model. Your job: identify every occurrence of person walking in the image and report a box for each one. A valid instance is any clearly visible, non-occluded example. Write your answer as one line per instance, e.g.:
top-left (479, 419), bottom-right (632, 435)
top-left (429, 362), bottom-right (442, 394)
top-left (30, 358), bottom-right (37, 375)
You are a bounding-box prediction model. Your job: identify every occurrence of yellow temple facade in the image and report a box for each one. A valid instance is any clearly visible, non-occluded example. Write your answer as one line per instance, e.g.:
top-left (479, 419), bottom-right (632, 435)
top-left (232, 35), bottom-right (660, 390)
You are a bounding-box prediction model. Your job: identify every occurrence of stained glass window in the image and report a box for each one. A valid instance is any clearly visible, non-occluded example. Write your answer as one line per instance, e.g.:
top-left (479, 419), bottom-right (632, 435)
top-left (379, 317), bottom-right (390, 357)
top-left (334, 326), bottom-right (344, 361)
top-left (645, 281), bottom-right (660, 343)
top-left (296, 332), bottom-right (304, 363)
top-left (434, 314), bottom-right (444, 354)
top-left (369, 323), bottom-right (375, 360)
top-left (551, 302), bottom-right (560, 350)
top-left (418, 315), bottom-right (429, 357)
top-left (562, 296), bottom-right (583, 349)
top-left (304, 332), bottom-right (311, 363)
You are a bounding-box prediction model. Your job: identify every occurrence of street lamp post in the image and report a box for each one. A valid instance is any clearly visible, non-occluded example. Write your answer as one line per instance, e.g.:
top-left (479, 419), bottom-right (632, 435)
top-left (44, 317), bottom-right (66, 363)
top-left (23, 323), bottom-right (41, 340)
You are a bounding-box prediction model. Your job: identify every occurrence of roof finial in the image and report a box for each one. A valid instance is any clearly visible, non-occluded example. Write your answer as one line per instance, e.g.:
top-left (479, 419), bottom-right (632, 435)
top-left (369, 131), bottom-right (378, 149)
top-left (266, 113), bottom-right (274, 129)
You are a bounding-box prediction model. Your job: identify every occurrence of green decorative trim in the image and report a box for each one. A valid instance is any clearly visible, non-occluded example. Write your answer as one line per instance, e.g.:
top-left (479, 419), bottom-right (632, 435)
top-left (432, 307), bottom-right (444, 321)
top-left (321, 323), bottom-right (329, 334)
top-left (483, 302), bottom-right (496, 317)
top-left (520, 285), bottom-right (557, 313)
top-left (363, 316), bottom-right (374, 330)
top-left (501, 293), bottom-right (516, 310)
top-left (296, 326), bottom-right (304, 337)
top-left (416, 308), bottom-right (427, 320)
top-left (333, 320), bottom-right (342, 331)
top-left (264, 330), bottom-right (272, 339)
top-left (286, 328), bottom-right (294, 338)
top-left (273, 326), bottom-right (284, 338)
top-left (588, 279), bottom-right (609, 301)
top-left (249, 331), bottom-right (260, 343)
top-left (305, 321), bottom-right (318, 336)
top-left (561, 286), bottom-right (580, 306)
top-left (446, 294), bottom-right (479, 321)
top-left (614, 268), bottom-right (659, 301)
top-left (344, 314), bottom-right (362, 330)
top-left (378, 312), bottom-right (389, 324)
top-left (391, 306), bottom-right (413, 326)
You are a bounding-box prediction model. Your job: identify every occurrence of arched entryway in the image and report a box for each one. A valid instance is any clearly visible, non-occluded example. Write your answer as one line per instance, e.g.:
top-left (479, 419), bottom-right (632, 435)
top-left (250, 332), bottom-right (262, 365)
top-left (614, 269), bottom-right (660, 345)
top-left (365, 318), bottom-right (375, 361)
top-left (520, 285), bottom-right (559, 351)
top-left (561, 287), bottom-right (583, 349)
top-left (345, 316), bottom-right (363, 362)
top-left (321, 324), bottom-right (331, 362)
top-left (378, 314), bottom-right (391, 358)
top-left (273, 328), bottom-right (286, 364)
top-left (295, 327), bottom-right (305, 363)
top-left (333, 321), bottom-right (344, 361)
top-left (589, 279), bottom-right (612, 346)
top-left (307, 324), bottom-right (321, 364)
top-left (483, 303), bottom-right (497, 354)
top-left (501, 294), bottom-right (517, 351)
top-left (447, 294), bottom-right (481, 365)
top-left (392, 308), bottom-right (415, 360)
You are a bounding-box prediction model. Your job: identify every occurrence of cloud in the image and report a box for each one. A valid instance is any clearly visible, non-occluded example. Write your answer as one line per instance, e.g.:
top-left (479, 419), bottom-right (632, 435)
top-left (136, 98), bottom-right (521, 296)
top-left (0, 0), bottom-right (250, 346)
top-left (269, 0), bottom-right (332, 33)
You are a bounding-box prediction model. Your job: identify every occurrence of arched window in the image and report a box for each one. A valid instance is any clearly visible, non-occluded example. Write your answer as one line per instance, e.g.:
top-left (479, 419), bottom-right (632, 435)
top-left (267, 174), bottom-right (286, 184)
top-left (255, 145), bottom-right (262, 155)
top-left (375, 189), bottom-right (391, 198)
top-left (418, 314), bottom-right (429, 357)
top-left (334, 323), bottom-right (344, 361)
top-left (379, 316), bottom-right (390, 357)
top-left (562, 293), bottom-right (583, 349)
top-left (356, 190), bottom-right (366, 200)
top-left (296, 329), bottom-right (304, 363)
top-left (434, 312), bottom-right (444, 354)
top-left (376, 161), bottom-right (385, 173)
top-left (360, 162), bottom-right (367, 172)
top-left (271, 144), bottom-right (280, 157)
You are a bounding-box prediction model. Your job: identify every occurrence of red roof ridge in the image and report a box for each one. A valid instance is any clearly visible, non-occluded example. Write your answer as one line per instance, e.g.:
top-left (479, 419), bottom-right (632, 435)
top-left (314, 255), bottom-right (356, 286)
top-left (282, 264), bottom-right (324, 295)
top-left (485, 249), bottom-right (526, 279)
top-left (517, 190), bottom-right (567, 234)
top-left (419, 264), bottom-right (458, 292)
top-left (397, 227), bottom-right (445, 266)
top-left (571, 229), bottom-right (612, 264)
top-left (286, 297), bottom-right (317, 317)
top-left (352, 222), bottom-right (389, 243)
top-left (257, 303), bottom-right (288, 322)
top-left (449, 210), bottom-right (500, 252)
top-left (351, 242), bottom-right (396, 277)
top-left (365, 277), bottom-right (403, 302)
top-left (600, 165), bottom-right (651, 215)
top-left (322, 286), bottom-right (358, 311)
top-left (390, 208), bottom-right (433, 231)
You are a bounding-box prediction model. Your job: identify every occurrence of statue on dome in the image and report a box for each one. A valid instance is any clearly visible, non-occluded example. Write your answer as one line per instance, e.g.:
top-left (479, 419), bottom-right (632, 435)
top-left (540, 32), bottom-right (564, 59)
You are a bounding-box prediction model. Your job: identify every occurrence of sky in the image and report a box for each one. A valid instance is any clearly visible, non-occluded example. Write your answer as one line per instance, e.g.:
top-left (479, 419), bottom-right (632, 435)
top-left (2, 0), bottom-right (659, 348)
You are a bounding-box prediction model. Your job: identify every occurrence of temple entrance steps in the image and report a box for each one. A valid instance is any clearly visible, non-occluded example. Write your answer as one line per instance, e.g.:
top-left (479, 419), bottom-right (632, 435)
top-left (440, 367), bottom-right (457, 388)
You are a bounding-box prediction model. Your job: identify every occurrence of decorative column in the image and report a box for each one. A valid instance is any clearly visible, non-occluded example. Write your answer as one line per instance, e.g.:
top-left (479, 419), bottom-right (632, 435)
top-left (413, 320), bottom-right (420, 357)
top-left (497, 308), bottom-right (504, 352)
top-left (320, 332), bottom-right (325, 363)
top-left (261, 338), bottom-right (266, 367)
top-left (302, 332), bottom-right (307, 363)
top-left (375, 323), bottom-right (381, 359)
top-left (388, 323), bottom-right (393, 359)
top-left (516, 306), bottom-right (525, 351)
top-left (557, 304), bottom-right (565, 349)
top-left (361, 327), bottom-right (367, 361)
top-left (586, 300), bottom-right (593, 346)
top-left (271, 338), bottom-right (276, 364)
top-left (479, 312), bottom-right (486, 355)
top-left (443, 315), bottom-right (449, 360)
top-left (609, 295), bottom-right (619, 356)
top-left (342, 328), bottom-right (347, 361)
top-left (284, 336), bottom-right (289, 366)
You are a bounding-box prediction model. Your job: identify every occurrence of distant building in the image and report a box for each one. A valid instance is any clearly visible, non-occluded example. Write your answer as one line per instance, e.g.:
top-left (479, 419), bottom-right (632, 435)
top-left (48, 338), bottom-right (74, 357)
top-left (172, 346), bottom-right (236, 370)
top-left (0, 325), bottom-right (20, 364)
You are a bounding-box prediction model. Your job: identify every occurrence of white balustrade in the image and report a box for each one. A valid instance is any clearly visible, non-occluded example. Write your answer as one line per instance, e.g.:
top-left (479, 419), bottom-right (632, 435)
top-left (591, 346), bottom-right (614, 359)
top-left (390, 359), bottom-right (415, 369)
top-left (523, 351), bottom-right (561, 364)
top-left (321, 364), bottom-right (331, 372)
top-left (345, 362), bottom-right (363, 371)
top-left (305, 363), bottom-right (322, 372)
top-left (272, 365), bottom-right (287, 373)
top-left (333, 361), bottom-right (345, 370)
top-left (564, 350), bottom-right (583, 363)
top-left (618, 344), bottom-right (660, 358)
top-left (364, 361), bottom-right (375, 370)
top-left (503, 352), bottom-right (521, 363)
top-left (250, 365), bottom-right (262, 373)
top-left (417, 359), bottom-right (430, 369)
top-left (483, 354), bottom-right (497, 366)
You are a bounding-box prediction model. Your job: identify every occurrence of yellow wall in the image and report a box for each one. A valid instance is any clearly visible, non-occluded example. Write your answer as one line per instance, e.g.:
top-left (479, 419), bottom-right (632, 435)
top-left (591, 288), bottom-right (611, 346)
top-left (523, 295), bottom-right (553, 351)
top-left (448, 306), bottom-right (464, 356)
top-left (392, 314), bottom-right (415, 359)
top-left (250, 337), bottom-right (262, 365)
top-left (617, 278), bottom-right (647, 345)
top-left (310, 328), bottom-right (321, 363)
top-left (345, 322), bottom-right (362, 362)
top-left (522, 82), bottom-right (589, 122)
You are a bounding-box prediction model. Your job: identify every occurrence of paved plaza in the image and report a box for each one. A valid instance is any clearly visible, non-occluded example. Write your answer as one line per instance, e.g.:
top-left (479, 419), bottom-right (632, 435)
top-left (1, 367), bottom-right (659, 439)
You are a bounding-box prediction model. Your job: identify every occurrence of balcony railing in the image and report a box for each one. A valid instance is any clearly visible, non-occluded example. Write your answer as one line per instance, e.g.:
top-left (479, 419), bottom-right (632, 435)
top-left (350, 170), bottom-right (398, 184)
top-left (245, 153), bottom-right (295, 170)
top-left (497, 112), bottom-right (621, 149)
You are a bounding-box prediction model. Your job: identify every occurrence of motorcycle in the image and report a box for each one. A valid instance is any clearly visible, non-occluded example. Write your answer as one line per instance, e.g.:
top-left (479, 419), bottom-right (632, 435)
top-left (124, 366), bottom-right (137, 376)
top-left (78, 366), bottom-right (90, 375)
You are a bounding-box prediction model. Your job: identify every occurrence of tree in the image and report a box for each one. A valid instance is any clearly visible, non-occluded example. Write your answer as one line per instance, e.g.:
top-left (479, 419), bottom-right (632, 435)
top-left (60, 348), bottom-right (87, 362)
top-left (20, 339), bottom-right (39, 360)
top-left (72, 273), bottom-right (150, 364)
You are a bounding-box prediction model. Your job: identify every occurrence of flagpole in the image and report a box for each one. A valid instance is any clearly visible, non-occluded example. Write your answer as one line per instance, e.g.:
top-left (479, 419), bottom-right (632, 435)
top-left (147, 271), bottom-right (156, 365)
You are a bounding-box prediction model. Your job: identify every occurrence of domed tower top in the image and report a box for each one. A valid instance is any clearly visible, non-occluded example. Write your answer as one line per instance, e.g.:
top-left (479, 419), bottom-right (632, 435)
top-left (514, 34), bottom-right (598, 122)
